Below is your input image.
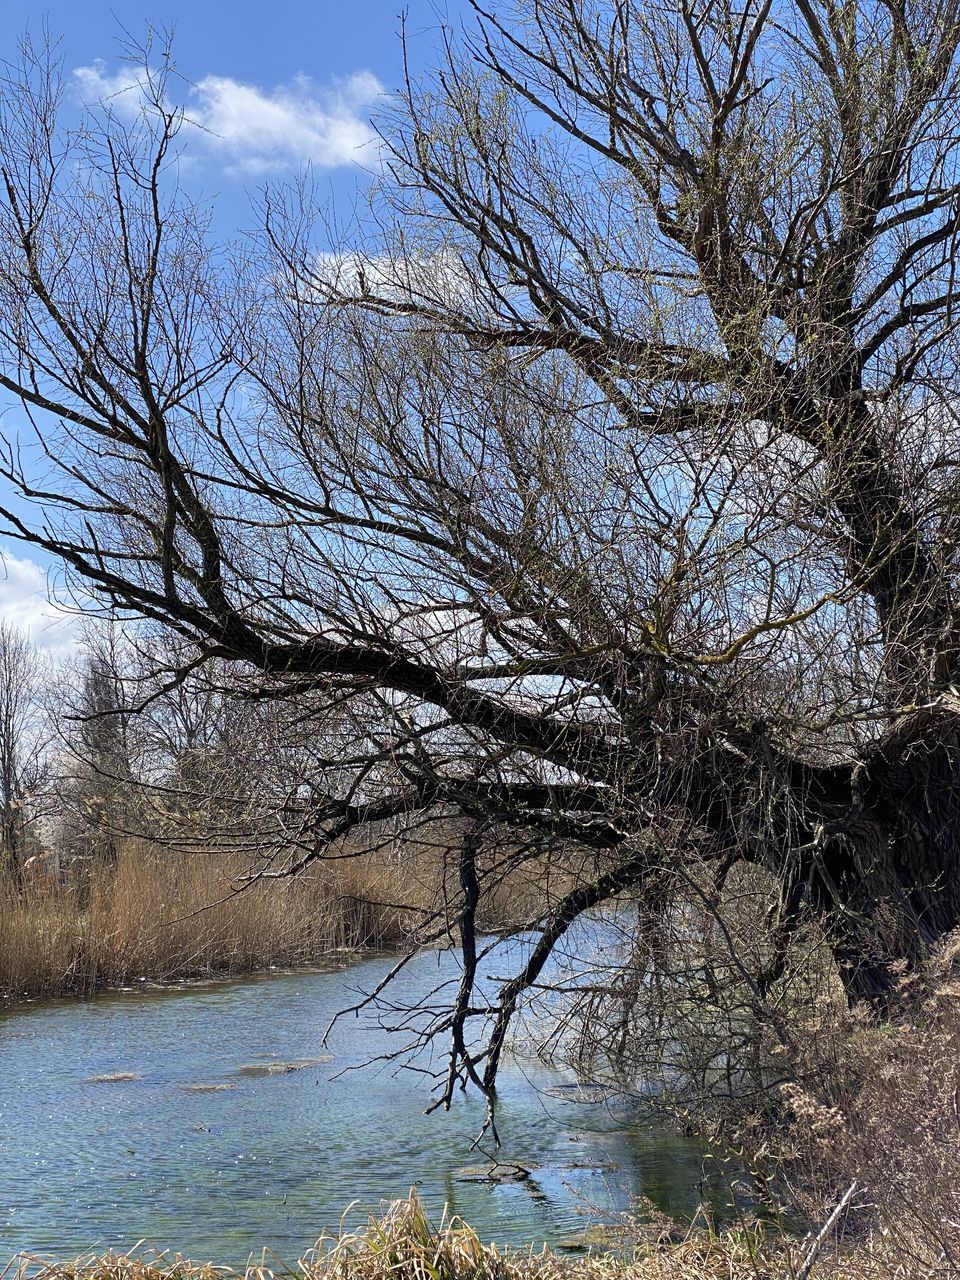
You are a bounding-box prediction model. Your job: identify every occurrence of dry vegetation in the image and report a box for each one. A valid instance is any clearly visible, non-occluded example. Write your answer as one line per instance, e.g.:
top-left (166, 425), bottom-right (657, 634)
top-left (0, 836), bottom-right (551, 1002)
top-left (766, 956), bottom-right (960, 1277)
top-left (0, 844), bottom-right (405, 1000)
top-left (525, 882), bottom-right (960, 1278)
top-left (0, 1186), bottom-right (944, 1280)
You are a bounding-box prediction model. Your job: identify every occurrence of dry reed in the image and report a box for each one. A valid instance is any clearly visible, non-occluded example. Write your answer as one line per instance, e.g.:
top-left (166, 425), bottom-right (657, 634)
top-left (0, 1190), bottom-right (893, 1280)
top-left (0, 832), bottom-right (557, 1003)
top-left (0, 841), bottom-right (448, 1001)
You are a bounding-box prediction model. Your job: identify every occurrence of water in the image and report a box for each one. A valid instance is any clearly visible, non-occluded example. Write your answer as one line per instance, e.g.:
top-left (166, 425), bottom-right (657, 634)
top-left (0, 945), bottom-right (719, 1265)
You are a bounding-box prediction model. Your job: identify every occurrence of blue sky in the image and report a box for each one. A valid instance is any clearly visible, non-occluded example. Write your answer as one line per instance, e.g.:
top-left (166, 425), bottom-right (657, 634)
top-left (0, 0), bottom-right (472, 650)
top-left (2, 2), bottom-right (467, 103)
top-left (2, 1), bottom-right (471, 227)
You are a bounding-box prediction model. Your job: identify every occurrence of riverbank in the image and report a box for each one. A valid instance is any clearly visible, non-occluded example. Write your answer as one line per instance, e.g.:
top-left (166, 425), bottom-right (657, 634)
top-left (0, 841), bottom-right (548, 1002)
top-left (0, 1192), bottom-right (889, 1280)
top-left (0, 844), bottom-right (412, 1001)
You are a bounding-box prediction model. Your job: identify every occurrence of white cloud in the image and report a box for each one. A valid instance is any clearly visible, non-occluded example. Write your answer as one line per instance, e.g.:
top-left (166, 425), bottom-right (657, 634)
top-left (72, 62), bottom-right (145, 104)
top-left (73, 62), bottom-right (384, 175)
top-left (0, 547), bottom-right (78, 657)
top-left (310, 248), bottom-right (492, 312)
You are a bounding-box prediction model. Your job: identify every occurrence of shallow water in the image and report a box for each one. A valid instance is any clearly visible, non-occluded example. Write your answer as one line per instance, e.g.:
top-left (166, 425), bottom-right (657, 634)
top-left (0, 942), bottom-right (719, 1265)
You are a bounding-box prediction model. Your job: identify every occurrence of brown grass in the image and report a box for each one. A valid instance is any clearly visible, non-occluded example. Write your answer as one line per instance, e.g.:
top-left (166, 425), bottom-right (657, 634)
top-left (0, 1190), bottom-right (903, 1280)
top-left (0, 841), bottom-right (459, 1001)
top-left (0, 817), bottom-right (566, 1003)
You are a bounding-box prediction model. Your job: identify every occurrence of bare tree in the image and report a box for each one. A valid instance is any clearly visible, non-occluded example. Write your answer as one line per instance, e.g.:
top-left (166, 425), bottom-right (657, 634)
top-left (0, 621), bottom-right (47, 879)
top-left (54, 624), bottom-right (140, 878)
top-left (54, 619), bottom-right (376, 864)
top-left (120, 636), bottom-right (323, 855)
top-left (1, 1), bottom-right (960, 1119)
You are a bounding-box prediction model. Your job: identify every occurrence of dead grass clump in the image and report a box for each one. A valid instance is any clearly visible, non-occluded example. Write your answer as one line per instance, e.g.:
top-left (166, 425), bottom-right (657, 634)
top-left (0, 1192), bottom-right (889, 1280)
top-left (2, 1253), bottom-right (228, 1280)
top-left (317, 1193), bottom-right (511, 1280)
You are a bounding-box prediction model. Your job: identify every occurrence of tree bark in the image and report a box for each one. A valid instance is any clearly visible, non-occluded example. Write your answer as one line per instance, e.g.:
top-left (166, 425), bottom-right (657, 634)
top-left (794, 699), bottom-right (960, 1002)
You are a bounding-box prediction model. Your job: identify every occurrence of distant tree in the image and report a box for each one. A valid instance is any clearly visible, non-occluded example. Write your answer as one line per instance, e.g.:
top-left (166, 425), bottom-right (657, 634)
top-left (3, 0), bottom-right (960, 1119)
top-left (129, 641), bottom-right (307, 852)
top-left (0, 622), bottom-right (47, 880)
top-left (59, 625), bottom-right (358, 862)
top-left (55, 625), bottom-right (138, 874)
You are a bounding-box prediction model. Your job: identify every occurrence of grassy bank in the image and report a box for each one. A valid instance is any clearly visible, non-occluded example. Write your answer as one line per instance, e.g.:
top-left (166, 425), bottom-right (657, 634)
top-left (0, 844), bottom-right (405, 1001)
top-left (0, 1190), bottom-right (910, 1280)
top-left (0, 840), bottom-right (547, 1002)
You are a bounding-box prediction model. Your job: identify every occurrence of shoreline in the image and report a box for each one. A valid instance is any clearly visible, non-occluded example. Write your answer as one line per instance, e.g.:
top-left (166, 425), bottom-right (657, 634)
top-left (0, 843), bottom-right (447, 1004)
top-left (1, 842), bottom-right (545, 1005)
top-left (0, 947), bottom-right (394, 1013)
top-left (1, 1193), bottom-right (865, 1280)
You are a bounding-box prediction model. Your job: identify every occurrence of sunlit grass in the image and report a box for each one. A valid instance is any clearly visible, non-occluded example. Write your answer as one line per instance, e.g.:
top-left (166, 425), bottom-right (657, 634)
top-left (0, 838), bottom-right (554, 1002)
top-left (0, 842), bottom-right (434, 1000)
top-left (0, 1191), bottom-right (894, 1280)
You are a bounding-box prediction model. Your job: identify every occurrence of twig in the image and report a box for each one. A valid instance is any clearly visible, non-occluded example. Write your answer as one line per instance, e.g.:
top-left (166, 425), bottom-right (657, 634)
top-left (797, 1181), bottom-right (858, 1280)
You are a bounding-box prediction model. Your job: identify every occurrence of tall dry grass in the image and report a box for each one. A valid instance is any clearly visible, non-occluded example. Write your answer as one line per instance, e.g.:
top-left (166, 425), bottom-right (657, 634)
top-left (0, 1189), bottom-right (890, 1280)
top-left (0, 841), bottom-right (455, 1001)
top-left (0, 833), bottom-right (558, 1002)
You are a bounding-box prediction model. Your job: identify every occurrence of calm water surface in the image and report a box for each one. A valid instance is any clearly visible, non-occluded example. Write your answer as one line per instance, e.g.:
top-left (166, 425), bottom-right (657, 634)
top-left (0, 943), bottom-right (716, 1265)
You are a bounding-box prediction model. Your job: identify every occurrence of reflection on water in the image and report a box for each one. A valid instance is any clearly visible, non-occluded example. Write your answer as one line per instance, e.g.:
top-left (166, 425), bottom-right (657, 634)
top-left (0, 941), bottom-right (721, 1265)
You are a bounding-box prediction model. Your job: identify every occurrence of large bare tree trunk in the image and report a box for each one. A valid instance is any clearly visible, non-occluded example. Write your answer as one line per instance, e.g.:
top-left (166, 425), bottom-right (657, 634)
top-left (788, 702), bottom-right (960, 1003)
